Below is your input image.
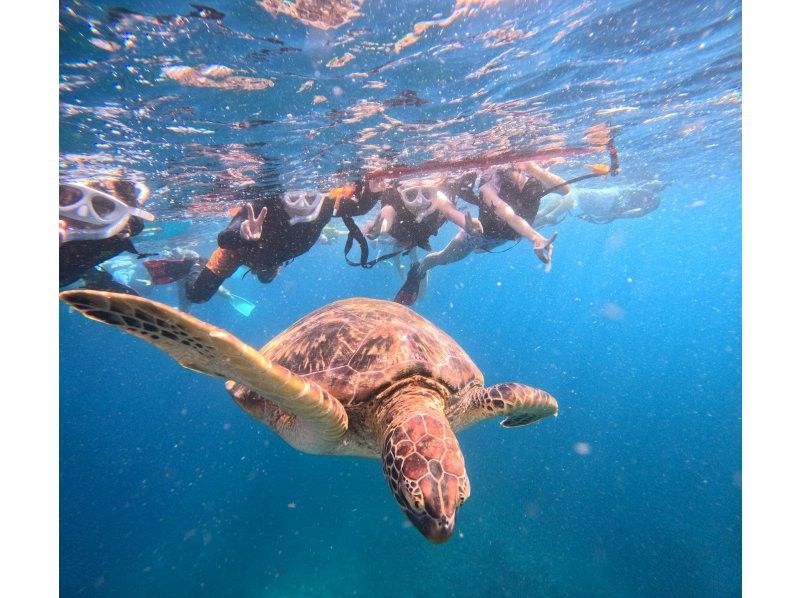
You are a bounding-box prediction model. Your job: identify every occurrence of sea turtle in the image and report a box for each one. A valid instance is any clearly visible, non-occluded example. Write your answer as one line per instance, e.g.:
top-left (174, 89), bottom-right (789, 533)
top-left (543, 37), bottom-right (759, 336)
top-left (60, 290), bottom-right (558, 543)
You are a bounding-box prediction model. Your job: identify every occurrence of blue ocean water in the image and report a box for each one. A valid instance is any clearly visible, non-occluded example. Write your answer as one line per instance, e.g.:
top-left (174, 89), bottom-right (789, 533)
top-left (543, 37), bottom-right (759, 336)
top-left (60, 1), bottom-right (741, 596)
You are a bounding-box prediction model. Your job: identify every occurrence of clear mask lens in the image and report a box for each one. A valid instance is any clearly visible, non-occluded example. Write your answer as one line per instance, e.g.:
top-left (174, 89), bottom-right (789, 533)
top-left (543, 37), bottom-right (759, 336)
top-left (401, 186), bottom-right (435, 207)
top-left (92, 195), bottom-right (119, 218)
top-left (59, 185), bottom-right (83, 207)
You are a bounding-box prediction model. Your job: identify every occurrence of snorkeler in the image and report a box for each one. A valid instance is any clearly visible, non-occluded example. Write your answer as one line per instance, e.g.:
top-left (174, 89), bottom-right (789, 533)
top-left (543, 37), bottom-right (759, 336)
top-left (531, 179), bottom-right (663, 228)
top-left (79, 266), bottom-right (141, 296)
top-left (570, 179), bottom-right (664, 224)
top-left (143, 248), bottom-right (257, 317)
top-left (59, 178), bottom-right (156, 289)
top-left (394, 161), bottom-right (568, 306)
top-left (168, 182), bottom-right (381, 304)
top-left (362, 175), bottom-right (483, 255)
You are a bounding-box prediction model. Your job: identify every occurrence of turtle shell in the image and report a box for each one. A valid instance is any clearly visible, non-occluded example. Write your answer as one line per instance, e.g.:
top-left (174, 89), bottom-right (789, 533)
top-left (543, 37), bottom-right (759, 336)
top-left (259, 298), bottom-right (483, 407)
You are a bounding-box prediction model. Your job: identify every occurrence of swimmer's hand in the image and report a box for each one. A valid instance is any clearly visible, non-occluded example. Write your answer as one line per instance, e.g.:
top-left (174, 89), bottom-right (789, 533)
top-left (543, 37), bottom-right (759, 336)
top-left (541, 157), bottom-right (566, 169)
top-left (533, 232), bottom-right (558, 271)
top-left (464, 211), bottom-right (484, 236)
top-left (240, 203), bottom-right (267, 241)
top-left (363, 218), bottom-right (381, 240)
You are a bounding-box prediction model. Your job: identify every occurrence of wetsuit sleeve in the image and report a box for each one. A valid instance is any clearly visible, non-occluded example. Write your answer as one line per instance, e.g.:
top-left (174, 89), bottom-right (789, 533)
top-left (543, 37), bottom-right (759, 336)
top-left (184, 247), bottom-right (241, 303)
top-left (380, 189), bottom-right (404, 211)
top-left (217, 206), bottom-right (248, 249)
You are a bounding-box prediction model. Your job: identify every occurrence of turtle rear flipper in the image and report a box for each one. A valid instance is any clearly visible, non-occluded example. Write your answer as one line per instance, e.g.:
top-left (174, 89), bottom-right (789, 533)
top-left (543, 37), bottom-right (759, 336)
top-left (452, 382), bottom-right (558, 431)
top-left (60, 290), bottom-right (348, 451)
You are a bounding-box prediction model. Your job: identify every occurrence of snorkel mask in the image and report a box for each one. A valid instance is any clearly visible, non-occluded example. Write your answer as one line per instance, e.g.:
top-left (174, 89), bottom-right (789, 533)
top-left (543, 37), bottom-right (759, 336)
top-left (60, 182), bottom-right (154, 243)
top-left (397, 181), bottom-right (446, 222)
top-left (281, 189), bottom-right (327, 225)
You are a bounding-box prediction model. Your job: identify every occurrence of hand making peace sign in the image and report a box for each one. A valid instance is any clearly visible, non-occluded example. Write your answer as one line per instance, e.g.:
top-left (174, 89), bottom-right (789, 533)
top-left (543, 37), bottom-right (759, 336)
top-left (239, 203), bottom-right (268, 241)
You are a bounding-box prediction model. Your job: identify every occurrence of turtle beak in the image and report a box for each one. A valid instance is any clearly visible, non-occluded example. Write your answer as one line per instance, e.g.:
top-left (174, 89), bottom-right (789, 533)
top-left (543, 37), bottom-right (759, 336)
top-left (418, 516), bottom-right (455, 544)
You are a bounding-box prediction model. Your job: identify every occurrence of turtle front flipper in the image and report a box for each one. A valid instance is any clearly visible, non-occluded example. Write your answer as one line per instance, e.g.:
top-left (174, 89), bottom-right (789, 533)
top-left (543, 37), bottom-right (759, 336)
top-left (450, 383), bottom-right (558, 431)
top-left (60, 290), bottom-right (348, 452)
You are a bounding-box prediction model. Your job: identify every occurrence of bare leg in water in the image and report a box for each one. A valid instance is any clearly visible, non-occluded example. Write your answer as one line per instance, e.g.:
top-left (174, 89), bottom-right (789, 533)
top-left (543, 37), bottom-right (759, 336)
top-left (389, 246), bottom-right (419, 279)
top-left (418, 231), bottom-right (475, 277)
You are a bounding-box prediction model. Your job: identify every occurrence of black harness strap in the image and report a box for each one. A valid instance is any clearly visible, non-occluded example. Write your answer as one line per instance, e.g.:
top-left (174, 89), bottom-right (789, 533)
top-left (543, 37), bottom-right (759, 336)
top-left (482, 238), bottom-right (522, 254)
top-left (342, 214), bottom-right (369, 266)
top-left (342, 214), bottom-right (411, 268)
top-left (577, 214), bottom-right (615, 224)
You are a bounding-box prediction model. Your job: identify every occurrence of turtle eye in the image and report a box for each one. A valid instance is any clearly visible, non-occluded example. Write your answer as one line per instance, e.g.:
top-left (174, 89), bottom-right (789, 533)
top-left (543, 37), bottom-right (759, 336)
top-left (458, 476), bottom-right (471, 506)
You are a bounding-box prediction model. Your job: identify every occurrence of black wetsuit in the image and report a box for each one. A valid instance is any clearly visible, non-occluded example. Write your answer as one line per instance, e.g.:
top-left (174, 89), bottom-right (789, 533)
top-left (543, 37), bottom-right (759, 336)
top-left (475, 175), bottom-right (546, 240)
top-left (218, 194), bottom-right (335, 271)
top-left (81, 267), bottom-right (140, 296)
top-left (381, 189), bottom-right (447, 251)
top-left (185, 183), bottom-right (380, 303)
top-left (59, 218), bottom-right (146, 287)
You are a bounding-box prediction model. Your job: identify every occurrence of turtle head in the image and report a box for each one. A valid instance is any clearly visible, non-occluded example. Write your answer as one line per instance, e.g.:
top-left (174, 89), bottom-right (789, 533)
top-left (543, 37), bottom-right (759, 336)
top-left (381, 412), bottom-right (471, 543)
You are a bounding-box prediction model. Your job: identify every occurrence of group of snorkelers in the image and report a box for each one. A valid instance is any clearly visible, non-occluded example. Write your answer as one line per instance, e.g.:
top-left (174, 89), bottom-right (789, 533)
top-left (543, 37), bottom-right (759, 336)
top-left (59, 140), bottom-right (663, 311)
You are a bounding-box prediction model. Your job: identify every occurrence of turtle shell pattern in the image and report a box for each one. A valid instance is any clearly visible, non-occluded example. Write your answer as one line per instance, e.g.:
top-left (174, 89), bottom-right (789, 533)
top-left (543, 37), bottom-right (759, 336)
top-left (258, 298), bottom-right (483, 408)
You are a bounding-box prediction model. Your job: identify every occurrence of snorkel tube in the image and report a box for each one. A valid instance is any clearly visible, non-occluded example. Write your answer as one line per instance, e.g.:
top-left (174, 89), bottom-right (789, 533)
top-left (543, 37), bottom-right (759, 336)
top-left (364, 127), bottom-right (620, 188)
top-left (364, 146), bottom-right (600, 184)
